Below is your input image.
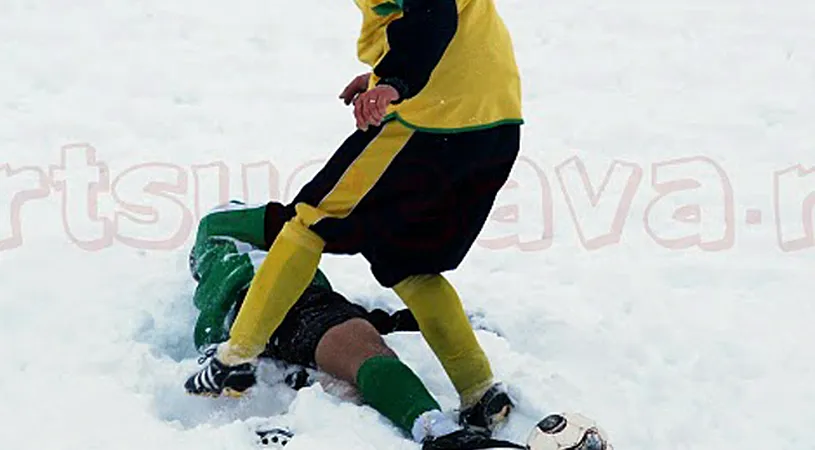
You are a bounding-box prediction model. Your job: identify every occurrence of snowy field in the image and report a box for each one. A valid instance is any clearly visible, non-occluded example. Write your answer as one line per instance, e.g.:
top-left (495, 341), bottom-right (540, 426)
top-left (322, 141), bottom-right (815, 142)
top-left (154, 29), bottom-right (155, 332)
top-left (2, 0), bottom-right (815, 449)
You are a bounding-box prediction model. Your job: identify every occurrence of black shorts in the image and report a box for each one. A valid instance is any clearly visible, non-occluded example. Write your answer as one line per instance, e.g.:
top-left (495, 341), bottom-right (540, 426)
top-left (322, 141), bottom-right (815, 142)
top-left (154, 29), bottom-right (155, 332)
top-left (269, 120), bottom-right (521, 288)
top-left (232, 286), bottom-right (418, 368)
top-left (248, 286), bottom-right (369, 368)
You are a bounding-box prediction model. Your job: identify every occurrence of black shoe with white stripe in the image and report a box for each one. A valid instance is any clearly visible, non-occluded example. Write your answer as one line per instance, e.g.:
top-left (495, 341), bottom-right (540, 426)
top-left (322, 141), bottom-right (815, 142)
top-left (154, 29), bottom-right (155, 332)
top-left (459, 383), bottom-right (514, 433)
top-left (256, 427), bottom-right (294, 448)
top-left (184, 348), bottom-right (257, 397)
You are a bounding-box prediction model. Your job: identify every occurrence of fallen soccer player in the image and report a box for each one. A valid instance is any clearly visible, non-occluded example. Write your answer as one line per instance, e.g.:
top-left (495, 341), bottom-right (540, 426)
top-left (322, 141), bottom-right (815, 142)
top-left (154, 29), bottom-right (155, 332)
top-left (185, 201), bottom-right (524, 449)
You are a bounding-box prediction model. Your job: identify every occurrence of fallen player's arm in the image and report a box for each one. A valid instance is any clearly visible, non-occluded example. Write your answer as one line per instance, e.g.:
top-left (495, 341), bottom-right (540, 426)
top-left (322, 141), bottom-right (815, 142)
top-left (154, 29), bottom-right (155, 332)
top-left (373, 0), bottom-right (458, 101)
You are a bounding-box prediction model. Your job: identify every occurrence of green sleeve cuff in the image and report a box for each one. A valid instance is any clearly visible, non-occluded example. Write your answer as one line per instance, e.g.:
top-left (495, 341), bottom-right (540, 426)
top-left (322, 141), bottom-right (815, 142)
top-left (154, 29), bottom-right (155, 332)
top-left (372, 0), bottom-right (403, 16)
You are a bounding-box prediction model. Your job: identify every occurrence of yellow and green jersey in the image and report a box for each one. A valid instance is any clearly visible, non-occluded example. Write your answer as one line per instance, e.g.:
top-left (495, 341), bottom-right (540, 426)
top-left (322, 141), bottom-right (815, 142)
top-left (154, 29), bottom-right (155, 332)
top-left (354, 0), bottom-right (523, 133)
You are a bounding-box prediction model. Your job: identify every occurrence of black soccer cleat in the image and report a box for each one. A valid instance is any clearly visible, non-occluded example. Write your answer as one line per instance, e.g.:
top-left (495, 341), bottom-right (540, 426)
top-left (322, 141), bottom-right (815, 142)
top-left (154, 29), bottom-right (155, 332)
top-left (256, 427), bottom-right (294, 448)
top-left (184, 349), bottom-right (257, 397)
top-left (422, 428), bottom-right (525, 450)
top-left (459, 383), bottom-right (514, 433)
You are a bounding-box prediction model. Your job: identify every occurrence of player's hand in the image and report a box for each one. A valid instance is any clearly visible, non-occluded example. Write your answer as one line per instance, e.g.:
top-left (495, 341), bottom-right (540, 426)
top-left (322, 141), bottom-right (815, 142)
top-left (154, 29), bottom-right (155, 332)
top-left (353, 84), bottom-right (400, 131)
top-left (339, 73), bottom-right (371, 105)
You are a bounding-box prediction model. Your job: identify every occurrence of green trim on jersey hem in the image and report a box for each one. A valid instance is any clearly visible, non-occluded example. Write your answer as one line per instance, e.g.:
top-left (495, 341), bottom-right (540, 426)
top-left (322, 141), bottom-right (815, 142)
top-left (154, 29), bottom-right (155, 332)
top-left (372, 1), bottom-right (403, 16)
top-left (383, 113), bottom-right (524, 134)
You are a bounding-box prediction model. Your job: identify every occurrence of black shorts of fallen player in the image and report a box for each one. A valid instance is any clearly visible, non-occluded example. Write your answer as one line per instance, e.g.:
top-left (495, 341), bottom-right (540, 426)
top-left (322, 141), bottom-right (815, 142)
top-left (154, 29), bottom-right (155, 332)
top-left (231, 286), bottom-right (419, 369)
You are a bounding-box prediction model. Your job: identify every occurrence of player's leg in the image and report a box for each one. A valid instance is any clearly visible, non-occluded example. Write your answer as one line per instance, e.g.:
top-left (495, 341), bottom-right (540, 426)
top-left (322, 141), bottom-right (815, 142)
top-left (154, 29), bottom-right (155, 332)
top-left (315, 318), bottom-right (459, 441)
top-left (315, 318), bottom-right (396, 382)
top-left (392, 274), bottom-right (493, 406)
top-left (185, 122), bottom-right (417, 395)
top-left (306, 298), bottom-right (525, 449)
top-left (217, 215), bottom-right (325, 364)
top-left (365, 123), bottom-right (521, 431)
top-left (221, 123), bottom-right (415, 364)
top-left (393, 273), bottom-right (515, 434)
top-left (261, 287), bottom-right (456, 443)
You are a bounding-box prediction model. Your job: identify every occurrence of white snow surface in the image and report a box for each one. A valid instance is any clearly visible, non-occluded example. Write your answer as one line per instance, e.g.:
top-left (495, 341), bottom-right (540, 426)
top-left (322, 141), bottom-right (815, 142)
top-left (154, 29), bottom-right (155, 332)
top-left (2, 0), bottom-right (815, 449)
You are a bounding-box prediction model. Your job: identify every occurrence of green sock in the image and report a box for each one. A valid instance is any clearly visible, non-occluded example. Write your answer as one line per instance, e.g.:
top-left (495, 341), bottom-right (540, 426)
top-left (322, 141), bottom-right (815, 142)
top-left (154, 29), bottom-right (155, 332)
top-left (356, 356), bottom-right (442, 434)
top-left (197, 204), bottom-right (267, 249)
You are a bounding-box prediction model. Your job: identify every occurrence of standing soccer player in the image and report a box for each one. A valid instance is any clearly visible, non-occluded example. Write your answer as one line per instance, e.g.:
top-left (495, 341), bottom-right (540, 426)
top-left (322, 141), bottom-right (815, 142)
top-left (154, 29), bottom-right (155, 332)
top-left (186, 0), bottom-right (523, 437)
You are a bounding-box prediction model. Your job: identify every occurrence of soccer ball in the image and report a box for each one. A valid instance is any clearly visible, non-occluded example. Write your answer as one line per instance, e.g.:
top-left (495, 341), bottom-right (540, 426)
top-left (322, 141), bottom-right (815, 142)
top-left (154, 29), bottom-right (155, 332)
top-left (526, 413), bottom-right (612, 450)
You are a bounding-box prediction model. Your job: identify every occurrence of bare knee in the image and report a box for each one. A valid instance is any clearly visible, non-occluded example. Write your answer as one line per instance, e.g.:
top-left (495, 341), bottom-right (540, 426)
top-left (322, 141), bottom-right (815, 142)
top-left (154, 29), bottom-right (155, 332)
top-left (315, 318), bottom-right (397, 384)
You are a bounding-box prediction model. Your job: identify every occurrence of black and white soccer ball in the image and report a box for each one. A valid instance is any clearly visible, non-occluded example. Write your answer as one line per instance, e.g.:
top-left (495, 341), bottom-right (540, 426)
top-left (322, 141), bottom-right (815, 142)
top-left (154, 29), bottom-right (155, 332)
top-left (526, 413), bottom-right (612, 450)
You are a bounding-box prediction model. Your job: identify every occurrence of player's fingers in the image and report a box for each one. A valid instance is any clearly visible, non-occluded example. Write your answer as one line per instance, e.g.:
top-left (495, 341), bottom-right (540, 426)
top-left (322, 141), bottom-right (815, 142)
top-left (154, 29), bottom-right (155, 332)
top-left (352, 96), bottom-right (361, 123)
top-left (362, 92), bottom-right (383, 127)
top-left (340, 76), bottom-right (367, 105)
top-left (373, 94), bottom-right (391, 125)
top-left (368, 102), bottom-right (384, 127)
top-left (365, 98), bottom-right (381, 128)
top-left (364, 94), bottom-right (381, 129)
top-left (353, 96), bottom-right (368, 131)
top-left (339, 82), bottom-right (355, 104)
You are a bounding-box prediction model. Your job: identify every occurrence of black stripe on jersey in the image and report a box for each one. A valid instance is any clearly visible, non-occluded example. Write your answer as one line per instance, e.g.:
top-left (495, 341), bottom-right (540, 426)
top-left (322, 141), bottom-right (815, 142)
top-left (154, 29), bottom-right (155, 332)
top-left (374, 0), bottom-right (458, 101)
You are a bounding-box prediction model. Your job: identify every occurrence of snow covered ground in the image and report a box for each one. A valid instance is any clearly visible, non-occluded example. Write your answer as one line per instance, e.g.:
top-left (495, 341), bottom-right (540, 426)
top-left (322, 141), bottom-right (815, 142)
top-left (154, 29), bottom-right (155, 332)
top-left (2, 0), bottom-right (815, 449)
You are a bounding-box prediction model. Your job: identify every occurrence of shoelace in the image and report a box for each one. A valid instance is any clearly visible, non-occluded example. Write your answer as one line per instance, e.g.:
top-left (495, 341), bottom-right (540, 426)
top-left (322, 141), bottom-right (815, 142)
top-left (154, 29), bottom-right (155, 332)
top-left (198, 345), bottom-right (217, 364)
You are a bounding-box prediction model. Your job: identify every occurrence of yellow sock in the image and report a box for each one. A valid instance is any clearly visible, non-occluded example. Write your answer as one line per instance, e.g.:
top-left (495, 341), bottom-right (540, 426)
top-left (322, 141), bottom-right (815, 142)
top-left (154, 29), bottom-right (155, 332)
top-left (219, 218), bottom-right (325, 364)
top-left (393, 274), bottom-right (494, 408)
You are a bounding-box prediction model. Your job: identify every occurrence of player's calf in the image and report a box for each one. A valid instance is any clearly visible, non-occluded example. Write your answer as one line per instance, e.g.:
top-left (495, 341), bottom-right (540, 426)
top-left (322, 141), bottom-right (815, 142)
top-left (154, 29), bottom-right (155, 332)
top-left (314, 318), bottom-right (397, 384)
